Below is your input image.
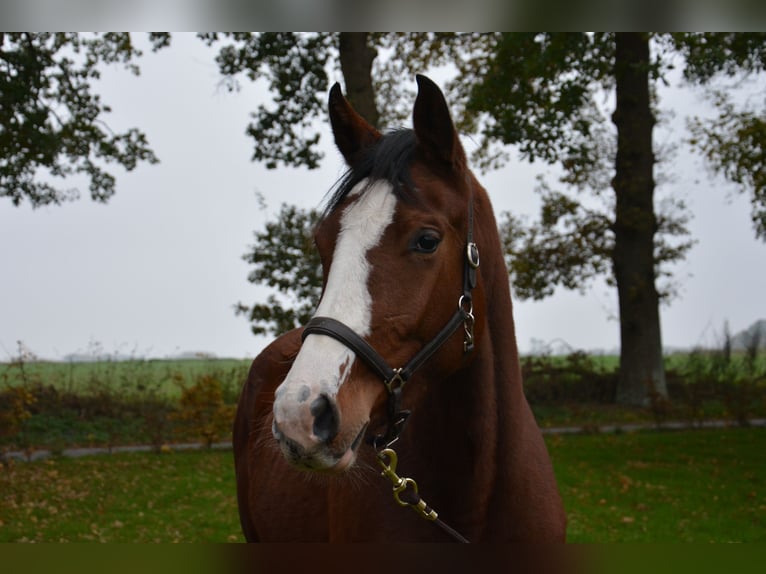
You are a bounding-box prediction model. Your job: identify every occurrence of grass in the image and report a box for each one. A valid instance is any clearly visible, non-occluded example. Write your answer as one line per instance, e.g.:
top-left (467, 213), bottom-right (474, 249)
top-left (1, 428), bottom-right (763, 543)
top-left (547, 427), bottom-right (766, 542)
top-left (0, 450), bottom-right (243, 543)
top-left (2, 350), bottom-right (763, 542)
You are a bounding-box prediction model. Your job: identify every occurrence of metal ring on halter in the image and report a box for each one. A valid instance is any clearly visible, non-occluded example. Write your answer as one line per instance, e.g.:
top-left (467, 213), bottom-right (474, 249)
top-left (458, 295), bottom-right (473, 316)
top-left (466, 242), bottom-right (480, 269)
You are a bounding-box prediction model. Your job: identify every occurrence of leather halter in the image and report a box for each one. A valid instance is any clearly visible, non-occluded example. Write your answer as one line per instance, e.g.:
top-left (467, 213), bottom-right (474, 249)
top-left (301, 193), bottom-right (479, 449)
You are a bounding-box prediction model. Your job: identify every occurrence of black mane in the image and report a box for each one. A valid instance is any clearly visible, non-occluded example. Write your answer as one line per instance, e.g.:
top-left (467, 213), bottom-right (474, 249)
top-left (323, 129), bottom-right (418, 217)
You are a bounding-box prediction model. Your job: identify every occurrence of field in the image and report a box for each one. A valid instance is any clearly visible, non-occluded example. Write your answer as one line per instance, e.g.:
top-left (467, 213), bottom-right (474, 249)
top-left (1, 428), bottom-right (764, 543)
top-left (0, 358), bottom-right (252, 398)
top-left (1, 352), bottom-right (764, 543)
top-left (0, 358), bottom-right (252, 452)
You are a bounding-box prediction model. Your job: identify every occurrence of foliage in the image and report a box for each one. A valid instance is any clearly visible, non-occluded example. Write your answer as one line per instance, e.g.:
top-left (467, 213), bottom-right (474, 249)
top-left (0, 357), bottom-right (249, 453)
top-left (687, 93), bottom-right (766, 239)
top-left (451, 33), bottom-right (698, 304)
top-left (0, 32), bottom-right (168, 207)
top-left (523, 345), bottom-right (766, 430)
top-left (0, 386), bottom-right (35, 449)
top-left (198, 33), bottom-right (336, 169)
top-left (371, 33), bottom-right (500, 130)
top-left (460, 33), bottom-right (617, 170)
top-left (500, 183), bottom-right (613, 300)
top-left (672, 32), bottom-right (766, 240)
top-left (236, 203), bottom-right (322, 336)
top-left (171, 375), bottom-right (236, 448)
top-left (676, 324), bottom-right (766, 426)
top-left (2, 347), bottom-right (761, 455)
top-left (522, 350), bottom-right (618, 404)
top-left (673, 32), bottom-right (766, 83)
top-left (198, 33), bottom-right (496, 168)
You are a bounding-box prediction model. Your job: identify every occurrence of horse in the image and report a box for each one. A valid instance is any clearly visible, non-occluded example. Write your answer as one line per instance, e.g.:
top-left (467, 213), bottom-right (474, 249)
top-left (233, 75), bottom-right (566, 542)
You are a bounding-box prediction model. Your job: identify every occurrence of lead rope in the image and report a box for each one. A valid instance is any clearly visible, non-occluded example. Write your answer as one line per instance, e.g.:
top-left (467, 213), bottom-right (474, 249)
top-left (375, 447), bottom-right (470, 543)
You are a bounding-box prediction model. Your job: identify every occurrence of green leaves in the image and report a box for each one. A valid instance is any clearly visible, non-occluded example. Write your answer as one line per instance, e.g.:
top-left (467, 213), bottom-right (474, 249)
top-left (676, 33), bottom-right (766, 241)
top-left (237, 203), bottom-right (322, 336)
top-left (674, 33), bottom-right (766, 83)
top-left (0, 33), bottom-right (162, 207)
top-left (502, 179), bottom-right (694, 302)
top-left (501, 186), bottom-right (612, 301)
top-left (464, 33), bottom-right (615, 169)
top-left (688, 93), bottom-right (766, 240)
top-left (200, 33), bottom-right (334, 170)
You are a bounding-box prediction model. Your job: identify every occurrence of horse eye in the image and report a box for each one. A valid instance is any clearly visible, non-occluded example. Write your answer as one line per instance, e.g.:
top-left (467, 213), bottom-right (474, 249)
top-left (413, 231), bottom-right (441, 254)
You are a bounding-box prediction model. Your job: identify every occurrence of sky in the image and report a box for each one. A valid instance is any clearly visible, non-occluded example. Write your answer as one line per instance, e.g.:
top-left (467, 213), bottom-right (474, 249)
top-left (1, 33), bottom-right (765, 361)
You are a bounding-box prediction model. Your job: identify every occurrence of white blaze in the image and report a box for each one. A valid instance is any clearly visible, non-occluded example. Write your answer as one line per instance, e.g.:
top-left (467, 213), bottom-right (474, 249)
top-left (273, 180), bottom-right (397, 427)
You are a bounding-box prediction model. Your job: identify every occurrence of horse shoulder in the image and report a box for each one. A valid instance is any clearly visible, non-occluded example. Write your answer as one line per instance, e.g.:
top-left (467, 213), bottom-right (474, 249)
top-left (233, 327), bottom-right (304, 542)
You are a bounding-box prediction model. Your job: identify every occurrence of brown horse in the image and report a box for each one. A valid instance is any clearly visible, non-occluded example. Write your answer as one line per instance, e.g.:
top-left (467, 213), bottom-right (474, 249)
top-left (233, 75), bottom-right (566, 542)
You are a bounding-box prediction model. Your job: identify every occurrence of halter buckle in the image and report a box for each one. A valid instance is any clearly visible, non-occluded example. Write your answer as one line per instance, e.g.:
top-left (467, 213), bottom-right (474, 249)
top-left (466, 242), bottom-right (480, 269)
top-left (384, 368), bottom-right (406, 394)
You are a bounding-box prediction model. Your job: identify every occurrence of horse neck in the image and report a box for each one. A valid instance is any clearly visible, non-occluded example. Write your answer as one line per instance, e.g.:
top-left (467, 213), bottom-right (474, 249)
top-left (468, 181), bottom-right (525, 409)
top-left (401, 187), bottom-right (532, 532)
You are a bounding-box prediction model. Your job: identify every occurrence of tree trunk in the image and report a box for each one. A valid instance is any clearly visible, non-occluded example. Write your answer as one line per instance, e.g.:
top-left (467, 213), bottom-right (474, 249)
top-left (338, 33), bottom-right (379, 127)
top-left (611, 33), bottom-right (667, 406)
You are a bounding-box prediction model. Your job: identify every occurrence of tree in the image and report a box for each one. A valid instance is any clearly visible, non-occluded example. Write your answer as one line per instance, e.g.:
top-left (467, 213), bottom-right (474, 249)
top-left (676, 33), bottom-right (766, 239)
top-left (199, 33), bottom-right (386, 335)
top-left (236, 203), bottom-right (322, 336)
top-left (202, 33), bottom-right (498, 336)
top-left (450, 32), bottom-right (766, 405)
top-left (210, 33), bottom-right (766, 406)
top-left (200, 33), bottom-right (495, 167)
top-left (0, 32), bottom-right (169, 207)
top-left (199, 33), bottom-right (357, 169)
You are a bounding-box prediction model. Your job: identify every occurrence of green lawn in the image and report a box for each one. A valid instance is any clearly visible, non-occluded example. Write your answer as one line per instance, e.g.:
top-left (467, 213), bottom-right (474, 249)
top-left (1, 428), bottom-right (763, 543)
top-left (548, 427), bottom-right (766, 542)
top-left (0, 450), bottom-right (243, 543)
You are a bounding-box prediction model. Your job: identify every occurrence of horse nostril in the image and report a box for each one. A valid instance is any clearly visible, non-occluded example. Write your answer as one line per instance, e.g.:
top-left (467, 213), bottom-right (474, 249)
top-left (310, 393), bottom-right (339, 443)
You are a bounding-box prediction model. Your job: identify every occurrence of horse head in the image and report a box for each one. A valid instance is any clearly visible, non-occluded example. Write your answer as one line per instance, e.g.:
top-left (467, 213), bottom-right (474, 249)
top-left (271, 75), bottom-right (486, 473)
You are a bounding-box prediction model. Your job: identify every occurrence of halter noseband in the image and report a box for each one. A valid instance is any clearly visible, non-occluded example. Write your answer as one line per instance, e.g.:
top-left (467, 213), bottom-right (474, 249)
top-left (301, 194), bottom-right (479, 449)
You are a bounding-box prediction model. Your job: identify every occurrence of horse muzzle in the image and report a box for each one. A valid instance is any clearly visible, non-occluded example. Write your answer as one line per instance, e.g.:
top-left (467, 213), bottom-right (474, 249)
top-left (272, 387), bottom-right (368, 473)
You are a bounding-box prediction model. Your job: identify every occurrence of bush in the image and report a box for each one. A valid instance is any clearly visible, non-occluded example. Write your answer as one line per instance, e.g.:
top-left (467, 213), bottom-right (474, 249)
top-left (172, 375), bottom-right (236, 448)
top-left (0, 386), bottom-right (36, 458)
top-left (675, 324), bottom-right (766, 426)
top-left (522, 351), bottom-right (617, 404)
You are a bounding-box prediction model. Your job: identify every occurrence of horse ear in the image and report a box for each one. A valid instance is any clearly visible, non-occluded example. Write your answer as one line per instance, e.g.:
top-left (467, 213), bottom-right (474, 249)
top-left (328, 82), bottom-right (381, 166)
top-left (413, 75), bottom-right (467, 171)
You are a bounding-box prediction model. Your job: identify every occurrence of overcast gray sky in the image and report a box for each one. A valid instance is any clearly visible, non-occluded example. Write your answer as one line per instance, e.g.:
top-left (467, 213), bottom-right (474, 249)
top-left (1, 33), bottom-right (764, 360)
